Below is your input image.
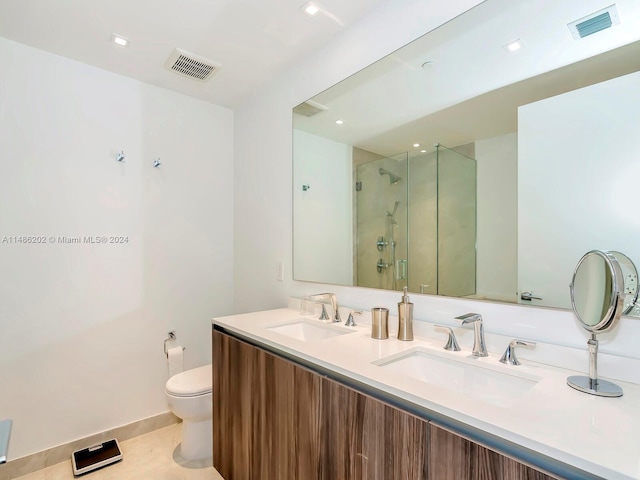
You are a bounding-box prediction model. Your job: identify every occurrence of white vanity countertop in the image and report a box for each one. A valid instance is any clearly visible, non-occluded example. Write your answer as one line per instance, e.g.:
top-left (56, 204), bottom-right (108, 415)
top-left (213, 307), bottom-right (640, 480)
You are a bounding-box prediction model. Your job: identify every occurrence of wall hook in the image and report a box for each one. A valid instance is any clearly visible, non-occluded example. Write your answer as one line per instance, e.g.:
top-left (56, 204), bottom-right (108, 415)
top-left (153, 158), bottom-right (161, 168)
top-left (116, 150), bottom-right (125, 162)
top-left (302, 184), bottom-right (310, 191)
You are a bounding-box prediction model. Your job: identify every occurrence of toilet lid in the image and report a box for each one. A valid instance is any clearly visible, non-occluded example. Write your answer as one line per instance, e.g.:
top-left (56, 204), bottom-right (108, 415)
top-left (165, 364), bottom-right (212, 397)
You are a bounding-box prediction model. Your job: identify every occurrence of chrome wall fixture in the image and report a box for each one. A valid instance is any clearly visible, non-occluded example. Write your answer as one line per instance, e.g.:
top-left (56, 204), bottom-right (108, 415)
top-left (163, 331), bottom-right (177, 357)
top-left (163, 331), bottom-right (185, 357)
top-left (376, 201), bottom-right (401, 289)
top-left (377, 258), bottom-right (391, 273)
top-left (520, 290), bottom-right (543, 301)
top-left (113, 150), bottom-right (166, 168)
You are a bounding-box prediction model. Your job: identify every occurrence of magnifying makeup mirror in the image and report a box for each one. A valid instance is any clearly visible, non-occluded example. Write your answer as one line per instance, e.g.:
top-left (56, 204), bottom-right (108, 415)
top-left (567, 250), bottom-right (638, 397)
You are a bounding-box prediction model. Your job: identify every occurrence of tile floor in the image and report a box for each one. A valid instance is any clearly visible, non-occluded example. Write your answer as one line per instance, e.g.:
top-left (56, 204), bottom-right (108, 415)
top-left (13, 424), bottom-right (224, 480)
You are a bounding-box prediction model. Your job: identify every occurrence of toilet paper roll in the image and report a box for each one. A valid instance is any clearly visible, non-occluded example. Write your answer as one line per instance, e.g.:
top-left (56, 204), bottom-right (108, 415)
top-left (167, 346), bottom-right (184, 378)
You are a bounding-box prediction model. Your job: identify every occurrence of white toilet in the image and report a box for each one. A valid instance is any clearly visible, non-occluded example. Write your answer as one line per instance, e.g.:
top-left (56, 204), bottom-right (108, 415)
top-left (165, 364), bottom-right (213, 461)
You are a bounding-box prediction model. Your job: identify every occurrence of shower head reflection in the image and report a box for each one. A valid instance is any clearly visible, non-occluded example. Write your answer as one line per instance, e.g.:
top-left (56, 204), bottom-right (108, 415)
top-left (378, 168), bottom-right (401, 185)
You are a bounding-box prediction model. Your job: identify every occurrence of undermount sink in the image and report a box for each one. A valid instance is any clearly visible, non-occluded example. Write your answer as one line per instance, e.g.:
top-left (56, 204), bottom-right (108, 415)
top-left (374, 348), bottom-right (540, 407)
top-left (267, 319), bottom-right (355, 342)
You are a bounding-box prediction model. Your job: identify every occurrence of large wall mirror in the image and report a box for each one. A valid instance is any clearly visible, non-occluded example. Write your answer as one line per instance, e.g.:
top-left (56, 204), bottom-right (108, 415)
top-left (292, 0), bottom-right (640, 314)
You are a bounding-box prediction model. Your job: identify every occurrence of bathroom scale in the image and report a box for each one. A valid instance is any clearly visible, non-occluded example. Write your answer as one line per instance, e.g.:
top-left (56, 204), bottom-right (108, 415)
top-left (71, 438), bottom-right (122, 476)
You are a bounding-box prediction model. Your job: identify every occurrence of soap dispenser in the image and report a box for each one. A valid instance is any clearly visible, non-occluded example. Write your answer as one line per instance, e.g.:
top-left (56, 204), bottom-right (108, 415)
top-left (397, 286), bottom-right (414, 341)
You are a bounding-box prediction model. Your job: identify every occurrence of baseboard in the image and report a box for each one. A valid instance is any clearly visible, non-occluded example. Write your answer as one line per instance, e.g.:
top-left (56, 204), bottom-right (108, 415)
top-left (0, 411), bottom-right (179, 480)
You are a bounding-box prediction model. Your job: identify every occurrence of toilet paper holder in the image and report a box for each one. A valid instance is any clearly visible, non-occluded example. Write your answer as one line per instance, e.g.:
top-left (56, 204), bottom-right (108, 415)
top-left (164, 331), bottom-right (185, 358)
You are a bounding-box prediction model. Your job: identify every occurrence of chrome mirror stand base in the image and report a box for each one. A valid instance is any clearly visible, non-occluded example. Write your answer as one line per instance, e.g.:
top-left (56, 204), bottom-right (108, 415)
top-left (566, 375), bottom-right (623, 397)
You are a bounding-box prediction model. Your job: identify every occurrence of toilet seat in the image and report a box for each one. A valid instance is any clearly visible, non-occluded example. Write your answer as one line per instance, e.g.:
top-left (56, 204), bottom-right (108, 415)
top-left (166, 364), bottom-right (212, 397)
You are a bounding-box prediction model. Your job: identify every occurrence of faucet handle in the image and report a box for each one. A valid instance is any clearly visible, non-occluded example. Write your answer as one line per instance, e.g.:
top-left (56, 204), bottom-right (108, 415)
top-left (500, 339), bottom-right (537, 365)
top-left (345, 310), bottom-right (362, 327)
top-left (434, 325), bottom-right (461, 351)
top-left (318, 303), bottom-right (330, 321)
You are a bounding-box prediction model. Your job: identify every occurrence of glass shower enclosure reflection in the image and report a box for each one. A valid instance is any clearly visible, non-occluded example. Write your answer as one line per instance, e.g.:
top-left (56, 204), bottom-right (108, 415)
top-left (354, 152), bottom-right (408, 291)
top-left (354, 145), bottom-right (476, 295)
top-left (408, 144), bottom-right (476, 297)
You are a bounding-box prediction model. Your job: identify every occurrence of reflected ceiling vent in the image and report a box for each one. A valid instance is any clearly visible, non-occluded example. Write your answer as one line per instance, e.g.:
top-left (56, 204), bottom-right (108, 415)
top-left (164, 48), bottom-right (220, 82)
top-left (568, 5), bottom-right (619, 40)
top-left (293, 100), bottom-right (329, 117)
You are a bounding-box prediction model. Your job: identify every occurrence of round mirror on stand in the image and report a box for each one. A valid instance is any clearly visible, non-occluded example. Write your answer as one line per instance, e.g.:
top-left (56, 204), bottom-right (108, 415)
top-left (567, 250), bottom-right (638, 397)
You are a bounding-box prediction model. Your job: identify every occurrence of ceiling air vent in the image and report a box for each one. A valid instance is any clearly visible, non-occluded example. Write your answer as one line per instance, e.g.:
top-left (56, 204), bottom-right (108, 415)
top-left (568, 5), bottom-right (619, 40)
top-left (293, 100), bottom-right (329, 117)
top-left (164, 48), bottom-right (220, 82)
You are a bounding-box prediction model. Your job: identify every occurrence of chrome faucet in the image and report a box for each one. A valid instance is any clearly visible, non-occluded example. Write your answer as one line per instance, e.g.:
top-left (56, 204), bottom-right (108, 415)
top-left (455, 313), bottom-right (488, 357)
top-left (310, 293), bottom-right (341, 323)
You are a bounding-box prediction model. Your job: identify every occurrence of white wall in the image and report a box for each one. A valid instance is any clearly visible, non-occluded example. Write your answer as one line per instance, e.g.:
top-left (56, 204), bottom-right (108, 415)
top-left (0, 38), bottom-right (234, 459)
top-left (518, 70), bottom-right (640, 309)
top-left (476, 133), bottom-right (518, 303)
top-left (292, 130), bottom-right (352, 284)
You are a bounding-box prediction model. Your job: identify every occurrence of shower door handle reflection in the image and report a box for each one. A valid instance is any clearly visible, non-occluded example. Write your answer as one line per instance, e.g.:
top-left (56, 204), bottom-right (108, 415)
top-left (395, 259), bottom-right (407, 280)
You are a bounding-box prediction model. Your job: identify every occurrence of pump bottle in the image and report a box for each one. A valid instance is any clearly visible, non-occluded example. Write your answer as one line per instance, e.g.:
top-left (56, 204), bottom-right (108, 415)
top-left (397, 286), bottom-right (414, 341)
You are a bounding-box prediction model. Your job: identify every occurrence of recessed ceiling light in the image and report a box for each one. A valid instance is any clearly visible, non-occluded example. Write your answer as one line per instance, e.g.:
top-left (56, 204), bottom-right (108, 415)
top-left (503, 39), bottom-right (523, 53)
top-left (301, 1), bottom-right (320, 16)
top-left (335, 119), bottom-right (344, 125)
top-left (420, 150), bottom-right (427, 153)
top-left (413, 143), bottom-right (420, 148)
top-left (110, 34), bottom-right (130, 48)
top-left (421, 61), bottom-right (435, 70)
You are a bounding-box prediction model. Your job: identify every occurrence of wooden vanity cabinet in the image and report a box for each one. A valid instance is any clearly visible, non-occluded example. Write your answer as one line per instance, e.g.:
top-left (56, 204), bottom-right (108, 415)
top-left (213, 330), bottom-right (428, 480)
top-left (213, 330), bottom-right (557, 480)
top-left (428, 424), bottom-right (556, 480)
top-left (319, 378), bottom-right (429, 480)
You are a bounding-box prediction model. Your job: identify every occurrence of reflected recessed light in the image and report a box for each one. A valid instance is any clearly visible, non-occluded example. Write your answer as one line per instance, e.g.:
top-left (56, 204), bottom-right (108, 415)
top-left (413, 143), bottom-right (420, 148)
top-left (335, 119), bottom-right (344, 125)
top-left (420, 150), bottom-right (427, 153)
top-left (503, 39), bottom-right (523, 53)
top-left (110, 34), bottom-right (130, 47)
top-left (301, 1), bottom-right (320, 16)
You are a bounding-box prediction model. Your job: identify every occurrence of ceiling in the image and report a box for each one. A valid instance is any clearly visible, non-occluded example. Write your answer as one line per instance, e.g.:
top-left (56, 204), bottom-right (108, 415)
top-left (0, 0), bottom-right (387, 108)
